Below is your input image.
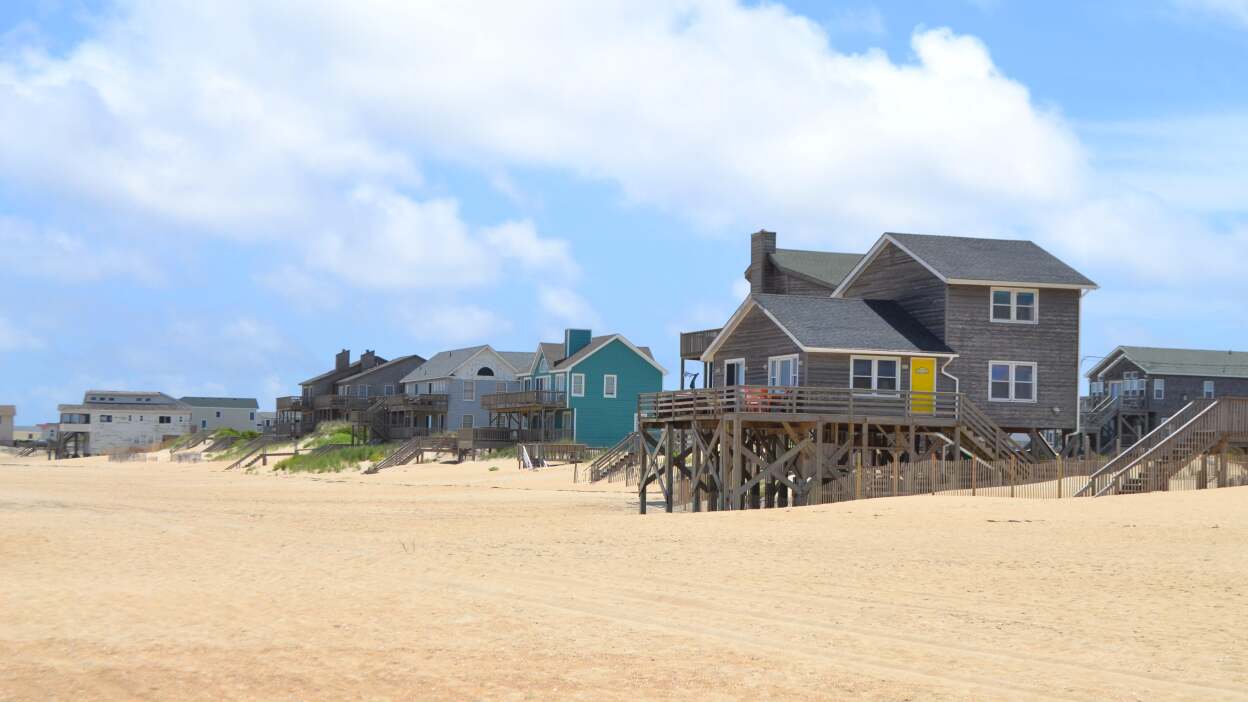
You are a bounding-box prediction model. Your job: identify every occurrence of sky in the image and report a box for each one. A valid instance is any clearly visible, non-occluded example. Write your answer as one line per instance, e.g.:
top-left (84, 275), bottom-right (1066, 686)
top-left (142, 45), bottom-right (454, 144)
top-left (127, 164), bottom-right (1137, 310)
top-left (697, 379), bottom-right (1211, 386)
top-left (2, 0), bottom-right (1247, 424)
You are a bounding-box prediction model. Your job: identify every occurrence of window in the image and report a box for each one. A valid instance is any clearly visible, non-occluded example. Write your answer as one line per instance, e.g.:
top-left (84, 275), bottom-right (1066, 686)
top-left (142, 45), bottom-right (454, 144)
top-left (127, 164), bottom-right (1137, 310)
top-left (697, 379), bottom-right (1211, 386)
top-left (1204, 380), bottom-right (1215, 399)
top-left (1153, 379), bottom-right (1165, 400)
top-left (524, 378), bottom-right (532, 391)
top-left (201, 420), bottom-right (207, 428)
top-left (989, 361), bottom-right (1037, 402)
top-left (477, 367), bottom-right (495, 376)
top-left (767, 355), bottom-right (799, 387)
top-left (359, 385), bottom-right (370, 398)
top-left (1089, 381), bottom-right (1104, 396)
top-left (384, 385), bottom-right (395, 396)
top-left (554, 374), bottom-right (566, 392)
top-left (249, 412), bottom-right (255, 420)
top-left (851, 356), bottom-right (899, 393)
top-left (339, 385), bottom-right (350, 396)
top-left (462, 414), bottom-right (474, 429)
top-left (158, 416), bottom-right (172, 424)
top-left (723, 359), bottom-right (745, 387)
top-left (99, 415), bottom-right (113, 423)
top-left (990, 287), bottom-right (1038, 323)
top-left (603, 374), bottom-right (618, 399)
top-left (463, 381), bottom-right (476, 402)
top-left (571, 373), bottom-right (586, 397)
top-left (215, 411), bottom-right (222, 418)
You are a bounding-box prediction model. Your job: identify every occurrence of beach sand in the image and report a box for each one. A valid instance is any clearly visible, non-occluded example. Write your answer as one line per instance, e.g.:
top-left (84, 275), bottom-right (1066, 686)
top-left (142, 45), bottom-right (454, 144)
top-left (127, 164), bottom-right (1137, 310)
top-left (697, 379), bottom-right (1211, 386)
top-left (1, 453), bottom-right (1245, 700)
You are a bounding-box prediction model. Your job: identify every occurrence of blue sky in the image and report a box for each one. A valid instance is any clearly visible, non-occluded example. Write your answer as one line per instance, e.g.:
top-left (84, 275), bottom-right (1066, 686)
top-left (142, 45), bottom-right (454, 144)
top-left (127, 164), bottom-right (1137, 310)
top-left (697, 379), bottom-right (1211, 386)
top-left (2, 0), bottom-right (1247, 423)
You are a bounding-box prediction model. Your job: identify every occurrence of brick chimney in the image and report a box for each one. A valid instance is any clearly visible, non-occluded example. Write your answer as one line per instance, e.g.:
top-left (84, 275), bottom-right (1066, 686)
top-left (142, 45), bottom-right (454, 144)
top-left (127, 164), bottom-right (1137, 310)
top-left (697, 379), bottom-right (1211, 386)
top-left (360, 349), bottom-right (377, 370)
top-left (335, 349), bottom-right (350, 372)
top-left (749, 230), bottom-right (777, 294)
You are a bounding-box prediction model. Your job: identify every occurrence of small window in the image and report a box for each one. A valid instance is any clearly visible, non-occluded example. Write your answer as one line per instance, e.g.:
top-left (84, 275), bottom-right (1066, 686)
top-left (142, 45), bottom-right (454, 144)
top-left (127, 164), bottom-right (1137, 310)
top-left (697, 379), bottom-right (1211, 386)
top-left (1153, 379), bottom-right (1165, 400)
top-left (990, 288), bottom-right (1039, 323)
top-left (571, 373), bottom-right (586, 397)
top-left (477, 367), bottom-right (495, 376)
top-left (462, 414), bottom-right (474, 429)
top-left (851, 356), bottom-right (898, 392)
top-left (989, 361), bottom-right (1037, 402)
top-left (603, 374), bottom-right (618, 399)
top-left (215, 411), bottom-right (222, 418)
top-left (767, 354), bottom-right (800, 387)
top-left (723, 359), bottom-right (745, 387)
top-left (250, 412), bottom-right (255, 420)
top-left (463, 381), bottom-right (476, 402)
top-left (158, 416), bottom-right (172, 424)
top-left (1204, 380), bottom-right (1215, 399)
top-left (201, 420), bottom-right (207, 428)
top-left (99, 415), bottom-right (113, 423)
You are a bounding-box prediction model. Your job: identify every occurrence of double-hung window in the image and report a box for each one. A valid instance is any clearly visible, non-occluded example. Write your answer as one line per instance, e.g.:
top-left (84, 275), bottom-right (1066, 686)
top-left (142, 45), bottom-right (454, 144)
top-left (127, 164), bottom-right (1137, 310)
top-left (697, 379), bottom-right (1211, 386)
top-left (851, 356), bottom-right (899, 393)
top-left (990, 287), bottom-right (1038, 324)
top-left (1089, 380), bottom-right (1104, 396)
top-left (463, 381), bottom-right (476, 402)
top-left (571, 373), bottom-right (586, 397)
top-left (554, 374), bottom-right (567, 392)
top-left (603, 374), bottom-right (618, 399)
top-left (1204, 380), bottom-right (1215, 399)
top-left (989, 361), bottom-right (1036, 402)
top-left (1153, 379), bottom-right (1165, 400)
top-left (767, 355), bottom-right (799, 387)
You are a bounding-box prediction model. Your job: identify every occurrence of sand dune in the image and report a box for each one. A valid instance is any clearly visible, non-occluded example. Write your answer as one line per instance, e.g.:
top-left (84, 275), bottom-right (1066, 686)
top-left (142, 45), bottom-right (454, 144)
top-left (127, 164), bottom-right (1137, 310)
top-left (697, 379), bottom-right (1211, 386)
top-left (1, 454), bottom-right (1245, 700)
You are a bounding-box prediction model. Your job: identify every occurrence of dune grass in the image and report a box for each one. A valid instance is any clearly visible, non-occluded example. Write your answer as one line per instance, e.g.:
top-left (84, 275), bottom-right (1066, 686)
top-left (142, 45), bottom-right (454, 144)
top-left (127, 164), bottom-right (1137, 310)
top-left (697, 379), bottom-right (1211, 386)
top-left (274, 444), bottom-right (393, 473)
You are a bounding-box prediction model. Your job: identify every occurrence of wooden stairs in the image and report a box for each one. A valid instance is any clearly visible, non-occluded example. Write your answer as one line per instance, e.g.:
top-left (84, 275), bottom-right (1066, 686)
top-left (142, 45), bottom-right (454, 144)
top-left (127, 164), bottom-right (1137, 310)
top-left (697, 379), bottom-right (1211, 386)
top-left (366, 436), bottom-right (423, 474)
top-left (585, 432), bottom-right (642, 482)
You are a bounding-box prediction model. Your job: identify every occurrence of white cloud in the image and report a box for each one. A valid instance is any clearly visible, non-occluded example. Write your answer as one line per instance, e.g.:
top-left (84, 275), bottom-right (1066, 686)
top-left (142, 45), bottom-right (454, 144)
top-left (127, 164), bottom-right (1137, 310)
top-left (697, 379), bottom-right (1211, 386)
top-left (0, 217), bottom-right (164, 284)
top-left (400, 304), bottom-right (512, 345)
top-left (538, 285), bottom-right (602, 329)
top-left (0, 316), bottom-right (44, 351)
top-left (1173, 0), bottom-right (1248, 25)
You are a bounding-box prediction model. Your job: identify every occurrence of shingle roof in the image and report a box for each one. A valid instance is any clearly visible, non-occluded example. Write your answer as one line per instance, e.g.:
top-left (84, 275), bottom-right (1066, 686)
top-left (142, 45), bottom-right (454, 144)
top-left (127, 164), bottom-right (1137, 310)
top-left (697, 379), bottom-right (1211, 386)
top-left (884, 233), bottom-right (1096, 288)
top-left (334, 354), bottom-right (426, 384)
top-left (300, 355), bottom-right (389, 385)
top-left (769, 250), bottom-right (863, 289)
top-left (1094, 346), bottom-right (1248, 379)
top-left (499, 351), bottom-right (538, 374)
top-left (751, 294), bottom-right (953, 354)
top-left (535, 342), bottom-right (564, 371)
top-left (399, 346), bottom-right (488, 383)
top-left (179, 397), bottom-right (259, 409)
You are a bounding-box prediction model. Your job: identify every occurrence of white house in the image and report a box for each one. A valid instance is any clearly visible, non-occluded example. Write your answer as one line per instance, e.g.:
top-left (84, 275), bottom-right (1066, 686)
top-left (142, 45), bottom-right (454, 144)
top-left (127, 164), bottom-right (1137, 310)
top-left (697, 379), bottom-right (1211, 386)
top-left (180, 397), bottom-right (262, 433)
top-left (0, 405), bottom-right (14, 446)
top-left (57, 391), bottom-right (192, 456)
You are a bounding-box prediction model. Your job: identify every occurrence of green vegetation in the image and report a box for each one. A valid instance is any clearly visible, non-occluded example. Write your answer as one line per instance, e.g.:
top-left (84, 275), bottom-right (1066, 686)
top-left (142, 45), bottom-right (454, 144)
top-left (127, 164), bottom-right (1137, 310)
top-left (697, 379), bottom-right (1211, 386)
top-left (274, 444), bottom-right (393, 473)
top-left (300, 422), bottom-right (357, 448)
top-left (214, 428), bottom-right (261, 441)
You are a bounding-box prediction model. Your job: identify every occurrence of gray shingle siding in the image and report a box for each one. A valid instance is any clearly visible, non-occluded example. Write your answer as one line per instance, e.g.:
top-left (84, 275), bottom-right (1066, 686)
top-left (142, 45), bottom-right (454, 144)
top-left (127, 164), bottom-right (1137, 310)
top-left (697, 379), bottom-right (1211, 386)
top-left (840, 241), bottom-right (947, 340)
top-left (943, 285), bottom-right (1081, 430)
top-left (334, 356), bottom-right (426, 398)
top-left (1097, 359), bottom-right (1248, 419)
top-left (709, 307), bottom-right (801, 386)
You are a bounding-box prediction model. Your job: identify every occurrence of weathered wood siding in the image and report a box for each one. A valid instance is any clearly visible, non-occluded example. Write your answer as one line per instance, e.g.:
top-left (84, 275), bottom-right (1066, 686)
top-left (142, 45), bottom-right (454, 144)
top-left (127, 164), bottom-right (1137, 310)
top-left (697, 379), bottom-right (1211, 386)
top-left (772, 271), bottom-right (835, 296)
top-left (708, 307), bottom-right (802, 386)
top-left (840, 241), bottom-right (947, 341)
top-left (944, 285), bottom-right (1080, 431)
top-left (1100, 357), bottom-right (1248, 418)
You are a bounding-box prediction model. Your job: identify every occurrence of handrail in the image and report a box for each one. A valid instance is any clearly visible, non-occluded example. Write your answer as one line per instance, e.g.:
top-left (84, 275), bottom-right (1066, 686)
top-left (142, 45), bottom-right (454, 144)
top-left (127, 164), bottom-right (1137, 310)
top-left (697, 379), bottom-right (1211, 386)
top-left (1091, 400), bottom-right (1223, 496)
top-left (639, 386), bottom-right (963, 423)
top-left (481, 390), bottom-right (567, 411)
top-left (1074, 399), bottom-right (1211, 496)
top-left (587, 431), bottom-right (639, 481)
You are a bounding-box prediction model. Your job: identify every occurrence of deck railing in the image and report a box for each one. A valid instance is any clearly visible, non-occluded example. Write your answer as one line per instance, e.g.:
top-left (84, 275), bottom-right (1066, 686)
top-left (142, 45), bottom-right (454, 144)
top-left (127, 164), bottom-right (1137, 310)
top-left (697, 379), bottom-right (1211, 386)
top-left (481, 390), bottom-right (567, 411)
top-left (311, 395), bottom-right (373, 411)
top-left (680, 328), bottom-right (723, 360)
top-left (379, 393), bottom-right (449, 412)
top-left (276, 396), bottom-right (304, 412)
top-left (639, 386), bottom-right (961, 423)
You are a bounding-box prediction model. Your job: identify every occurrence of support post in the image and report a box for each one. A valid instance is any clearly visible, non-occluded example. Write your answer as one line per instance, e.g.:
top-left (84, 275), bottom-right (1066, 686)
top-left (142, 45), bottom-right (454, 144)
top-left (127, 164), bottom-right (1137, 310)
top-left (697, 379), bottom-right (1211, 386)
top-left (665, 423), bottom-right (674, 513)
top-left (1057, 454), bottom-right (1064, 499)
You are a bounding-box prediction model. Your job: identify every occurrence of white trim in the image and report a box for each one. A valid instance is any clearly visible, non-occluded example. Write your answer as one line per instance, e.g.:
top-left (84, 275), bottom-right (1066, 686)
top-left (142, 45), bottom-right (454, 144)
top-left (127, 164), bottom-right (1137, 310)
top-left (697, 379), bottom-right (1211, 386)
top-left (722, 358), bottom-right (745, 386)
top-left (560, 334), bottom-right (668, 375)
top-left (989, 287), bottom-right (1039, 325)
top-left (570, 373), bottom-right (585, 397)
top-left (603, 374), bottom-right (618, 399)
top-left (1153, 378), bottom-right (1165, 400)
top-left (850, 355), bottom-right (901, 393)
top-left (949, 278), bottom-right (1095, 290)
top-left (463, 380), bottom-right (476, 402)
top-left (988, 360), bottom-right (1038, 403)
top-left (766, 354), bottom-right (800, 386)
top-left (1203, 380), bottom-right (1215, 399)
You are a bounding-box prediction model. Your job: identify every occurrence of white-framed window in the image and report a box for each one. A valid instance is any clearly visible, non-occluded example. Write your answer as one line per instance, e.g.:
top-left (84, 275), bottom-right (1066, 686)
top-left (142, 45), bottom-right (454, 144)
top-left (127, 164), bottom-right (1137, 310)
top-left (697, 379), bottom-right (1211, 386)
top-left (989, 361), bottom-right (1037, 402)
top-left (384, 384), bottom-right (395, 396)
top-left (1153, 379), bottom-right (1165, 400)
top-left (571, 373), bottom-right (586, 397)
top-left (1090, 380), bottom-right (1104, 396)
top-left (463, 381), bottom-right (476, 402)
top-left (723, 358), bottom-right (745, 387)
top-left (1204, 380), bottom-right (1215, 399)
top-left (554, 373), bottom-right (567, 392)
top-left (249, 412), bottom-right (255, 420)
top-left (338, 385), bottom-right (349, 396)
top-left (462, 414), bottom-right (474, 429)
top-left (603, 374), bottom-right (618, 399)
top-left (851, 356), bottom-right (899, 393)
top-left (767, 354), bottom-right (799, 387)
top-left (535, 376), bottom-right (548, 391)
top-left (990, 287), bottom-right (1038, 324)
top-left (359, 385), bottom-right (370, 398)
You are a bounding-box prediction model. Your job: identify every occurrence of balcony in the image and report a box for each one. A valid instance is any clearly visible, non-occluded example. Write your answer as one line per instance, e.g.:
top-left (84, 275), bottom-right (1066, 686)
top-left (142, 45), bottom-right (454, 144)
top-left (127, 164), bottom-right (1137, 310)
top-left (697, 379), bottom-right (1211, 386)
top-left (481, 390), bottom-right (567, 412)
top-left (680, 328), bottom-right (722, 360)
top-left (312, 395), bottom-right (373, 411)
top-left (276, 396), bottom-right (304, 412)
top-left (379, 394), bottom-right (449, 413)
top-left (458, 426), bottom-right (575, 448)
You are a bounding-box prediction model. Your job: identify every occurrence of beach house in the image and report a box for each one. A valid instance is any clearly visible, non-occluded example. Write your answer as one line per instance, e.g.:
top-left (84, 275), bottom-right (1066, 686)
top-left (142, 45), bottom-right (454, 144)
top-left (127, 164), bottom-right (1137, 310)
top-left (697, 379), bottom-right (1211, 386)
top-left (180, 397), bottom-right (262, 433)
top-left (397, 345), bottom-right (532, 435)
top-left (55, 391), bottom-right (193, 457)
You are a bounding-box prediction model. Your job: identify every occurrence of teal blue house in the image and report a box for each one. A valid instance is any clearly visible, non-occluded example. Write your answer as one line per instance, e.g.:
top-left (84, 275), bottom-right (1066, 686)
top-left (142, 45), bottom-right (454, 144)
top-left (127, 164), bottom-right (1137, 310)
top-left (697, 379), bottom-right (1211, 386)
top-left (516, 329), bottom-right (665, 447)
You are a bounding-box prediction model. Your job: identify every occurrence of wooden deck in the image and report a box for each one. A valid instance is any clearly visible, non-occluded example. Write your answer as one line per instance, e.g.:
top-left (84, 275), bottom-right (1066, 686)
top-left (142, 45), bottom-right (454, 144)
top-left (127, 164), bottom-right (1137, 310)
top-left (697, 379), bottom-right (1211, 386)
top-left (679, 328), bottom-right (721, 360)
top-left (640, 386), bottom-right (962, 425)
top-left (481, 390), bottom-right (566, 412)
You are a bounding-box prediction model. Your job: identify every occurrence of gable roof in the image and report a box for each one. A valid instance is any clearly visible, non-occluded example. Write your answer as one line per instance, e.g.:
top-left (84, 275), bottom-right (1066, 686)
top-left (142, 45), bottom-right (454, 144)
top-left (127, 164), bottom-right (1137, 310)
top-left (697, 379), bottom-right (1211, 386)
top-left (334, 354), bottom-right (426, 384)
top-left (1088, 346), bottom-right (1248, 380)
top-left (498, 351), bottom-right (537, 374)
top-left (179, 397), bottom-right (259, 409)
top-left (703, 294), bottom-right (954, 361)
top-left (835, 233), bottom-right (1097, 295)
top-left (555, 334), bottom-right (666, 375)
top-left (399, 345), bottom-right (489, 383)
top-left (769, 250), bottom-right (863, 289)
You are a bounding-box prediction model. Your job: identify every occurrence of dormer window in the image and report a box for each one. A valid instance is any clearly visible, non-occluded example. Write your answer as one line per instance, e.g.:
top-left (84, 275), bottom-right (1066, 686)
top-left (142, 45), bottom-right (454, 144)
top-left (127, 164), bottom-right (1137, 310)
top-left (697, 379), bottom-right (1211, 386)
top-left (990, 288), bottom-right (1038, 324)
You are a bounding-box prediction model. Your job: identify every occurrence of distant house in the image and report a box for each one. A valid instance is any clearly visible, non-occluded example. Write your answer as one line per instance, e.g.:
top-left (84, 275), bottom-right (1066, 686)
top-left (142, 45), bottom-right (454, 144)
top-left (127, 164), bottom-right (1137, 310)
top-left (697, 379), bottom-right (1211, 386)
top-left (276, 349), bottom-right (396, 433)
top-left (331, 354), bottom-right (427, 400)
top-left (497, 329), bottom-right (666, 448)
top-left (0, 405), bottom-right (14, 446)
top-left (1085, 346), bottom-right (1248, 450)
top-left (13, 426), bottom-right (40, 442)
top-left (398, 345), bottom-right (531, 433)
top-left (180, 397), bottom-right (261, 433)
top-left (56, 391), bottom-right (192, 456)
top-left (253, 411), bottom-right (276, 431)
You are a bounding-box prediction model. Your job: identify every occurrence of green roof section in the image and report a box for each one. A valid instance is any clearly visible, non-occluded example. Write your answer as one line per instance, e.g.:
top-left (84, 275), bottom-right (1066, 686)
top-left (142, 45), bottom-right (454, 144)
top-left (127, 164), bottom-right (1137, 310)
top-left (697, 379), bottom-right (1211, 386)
top-left (1093, 346), bottom-right (1248, 379)
top-left (769, 250), bottom-right (863, 289)
top-left (179, 396), bottom-right (259, 409)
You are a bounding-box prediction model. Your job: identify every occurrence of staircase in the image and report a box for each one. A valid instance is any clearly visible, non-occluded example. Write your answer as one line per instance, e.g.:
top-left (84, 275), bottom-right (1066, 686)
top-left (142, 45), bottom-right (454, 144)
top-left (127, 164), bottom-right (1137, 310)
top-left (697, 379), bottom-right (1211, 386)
top-left (1077, 398), bottom-right (1248, 497)
top-left (957, 399), bottom-right (1034, 466)
top-left (584, 432), bottom-right (640, 482)
top-left (363, 398), bottom-right (390, 442)
top-left (225, 436), bottom-right (280, 471)
top-left (366, 436), bottom-right (423, 474)
top-left (19, 445), bottom-right (39, 457)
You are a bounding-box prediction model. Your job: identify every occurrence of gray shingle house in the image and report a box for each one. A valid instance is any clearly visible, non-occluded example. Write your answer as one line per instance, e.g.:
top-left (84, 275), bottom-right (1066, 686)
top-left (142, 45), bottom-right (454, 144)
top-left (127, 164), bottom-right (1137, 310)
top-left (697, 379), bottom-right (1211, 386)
top-left (180, 397), bottom-right (261, 433)
top-left (398, 345), bottom-right (533, 433)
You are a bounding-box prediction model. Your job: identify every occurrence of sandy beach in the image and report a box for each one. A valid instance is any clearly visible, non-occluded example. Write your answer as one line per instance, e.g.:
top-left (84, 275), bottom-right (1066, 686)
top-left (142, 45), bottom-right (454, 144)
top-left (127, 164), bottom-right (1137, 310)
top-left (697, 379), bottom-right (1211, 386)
top-left (1, 453), bottom-right (1245, 701)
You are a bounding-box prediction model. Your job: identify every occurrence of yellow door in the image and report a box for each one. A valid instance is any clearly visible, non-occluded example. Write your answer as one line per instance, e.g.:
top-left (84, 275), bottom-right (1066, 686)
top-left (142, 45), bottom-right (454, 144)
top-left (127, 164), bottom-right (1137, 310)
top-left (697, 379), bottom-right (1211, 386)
top-left (910, 357), bottom-right (936, 414)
